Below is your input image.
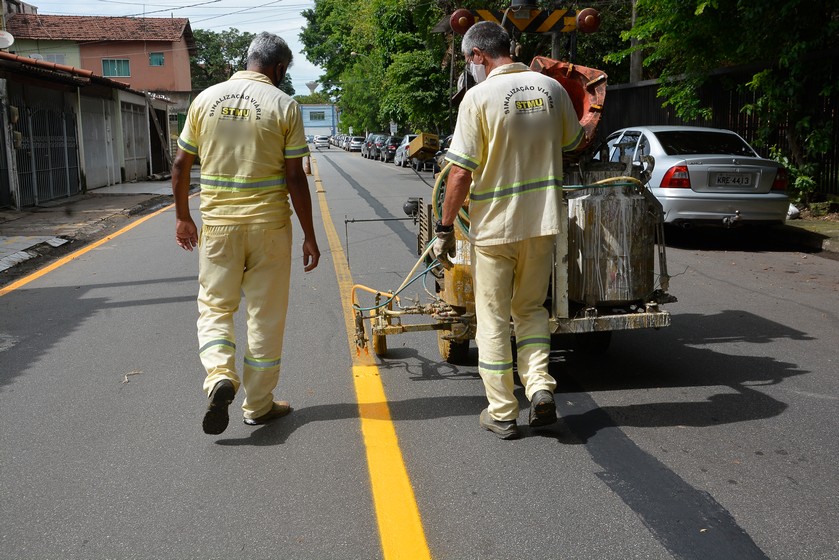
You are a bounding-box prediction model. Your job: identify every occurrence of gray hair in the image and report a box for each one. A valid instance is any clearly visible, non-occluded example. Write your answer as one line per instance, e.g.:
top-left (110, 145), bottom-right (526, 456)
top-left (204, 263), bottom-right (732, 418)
top-left (462, 21), bottom-right (510, 59)
top-left (247, 32), bottom-right (293, 68)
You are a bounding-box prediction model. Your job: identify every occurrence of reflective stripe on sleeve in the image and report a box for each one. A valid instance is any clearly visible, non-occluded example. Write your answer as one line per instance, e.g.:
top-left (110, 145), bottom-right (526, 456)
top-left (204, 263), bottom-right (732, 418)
top-left (285, 144), bottom-right (310, 158)
top-left (445, 149), bottom-right (480, 172)
top-left (563, 127), bottom-right (585, 152)
top-left (178, 137), bottom-right (198, 155)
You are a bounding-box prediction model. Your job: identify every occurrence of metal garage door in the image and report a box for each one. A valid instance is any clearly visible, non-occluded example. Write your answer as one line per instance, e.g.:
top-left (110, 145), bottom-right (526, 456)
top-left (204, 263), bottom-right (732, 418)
top-left (121, 102), bottom-right (149, 181)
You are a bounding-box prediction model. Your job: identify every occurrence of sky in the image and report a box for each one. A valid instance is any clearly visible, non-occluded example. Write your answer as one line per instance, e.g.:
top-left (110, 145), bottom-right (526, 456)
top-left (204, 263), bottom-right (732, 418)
top-left (24, 0), bottom-right (324, 95)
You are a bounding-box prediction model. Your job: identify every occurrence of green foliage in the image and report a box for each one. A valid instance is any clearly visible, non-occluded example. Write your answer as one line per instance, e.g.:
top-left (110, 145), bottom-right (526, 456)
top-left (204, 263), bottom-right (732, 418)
top-left (301, 0), bottom-right (452, 133)
top-left (572, 1), bottom-right (635, 83)
top-left (770, 146), bottom-right (819, 205)
top-left (278, 72), bottom-right (295, 97)
top-left (190, 28), bottom-right (255, 92)
top-left (609, 0), bottom-right (839, 196)
top-left (381, 50), bottom-right (451, 133)
top-left (294, 92), bottom-right (331, 104)
top-left (191, 28), bottom-right (295, 96)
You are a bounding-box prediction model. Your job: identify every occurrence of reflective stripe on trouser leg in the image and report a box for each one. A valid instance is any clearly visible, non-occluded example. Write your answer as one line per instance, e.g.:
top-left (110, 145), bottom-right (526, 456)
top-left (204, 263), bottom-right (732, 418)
top-left (197, 225), bottom-right (246, 395)
top-left (511, 235), bottom-right (557, 401)
top-left (473, 242), bottom-right (518, 422)
top-left (240, 223), bottom-right (292, 419)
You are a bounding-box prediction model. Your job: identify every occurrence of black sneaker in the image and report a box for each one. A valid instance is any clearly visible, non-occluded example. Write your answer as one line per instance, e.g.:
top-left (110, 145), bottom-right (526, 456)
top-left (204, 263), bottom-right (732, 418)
top-left (528, 389), bottom-right (557, 427)
top-left (479, 408), bottom-right (519, 440)
top-left (202, 379), bottom-right (235, 435)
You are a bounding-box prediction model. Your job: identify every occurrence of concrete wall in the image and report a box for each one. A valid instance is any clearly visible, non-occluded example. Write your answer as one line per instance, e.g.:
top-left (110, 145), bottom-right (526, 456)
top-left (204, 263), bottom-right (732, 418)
top-left (300, 103), bottom-right (337, 137)
top-left (79, 40), bottom-right (191, 93)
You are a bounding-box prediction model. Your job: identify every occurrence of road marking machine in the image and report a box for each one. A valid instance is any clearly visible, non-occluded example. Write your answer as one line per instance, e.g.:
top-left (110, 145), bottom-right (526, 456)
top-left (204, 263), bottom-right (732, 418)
top-left (351, 56), bottom-right (676, 363)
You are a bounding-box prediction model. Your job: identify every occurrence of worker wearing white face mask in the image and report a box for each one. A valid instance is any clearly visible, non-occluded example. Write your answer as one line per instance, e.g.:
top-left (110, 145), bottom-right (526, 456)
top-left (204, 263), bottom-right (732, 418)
top-left (468, 61), bottom-right (487, 84)
top-left (434, 21), bottom-right (584, 440)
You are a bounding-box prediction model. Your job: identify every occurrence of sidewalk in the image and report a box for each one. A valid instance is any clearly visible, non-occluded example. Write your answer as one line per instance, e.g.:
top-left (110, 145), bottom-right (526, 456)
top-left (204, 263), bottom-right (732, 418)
top-left (0, 171), bottom-right (196, 278)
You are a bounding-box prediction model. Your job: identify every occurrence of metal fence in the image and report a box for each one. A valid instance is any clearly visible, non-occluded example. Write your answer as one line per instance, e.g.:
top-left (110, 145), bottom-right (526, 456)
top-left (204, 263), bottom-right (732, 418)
top-left (599, 63), bottom-right (839, 197)
top-left (9, 98), bottom-right (80, 207)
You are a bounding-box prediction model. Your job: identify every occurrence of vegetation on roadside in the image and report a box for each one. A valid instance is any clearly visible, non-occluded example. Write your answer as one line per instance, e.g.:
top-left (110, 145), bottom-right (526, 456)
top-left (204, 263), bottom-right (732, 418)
top-left (184, 2), bottom-right (838, 201)
top-left (609, 0), bottom-right (838, 203)
top-left (190, 28), bottom-right (294, 95)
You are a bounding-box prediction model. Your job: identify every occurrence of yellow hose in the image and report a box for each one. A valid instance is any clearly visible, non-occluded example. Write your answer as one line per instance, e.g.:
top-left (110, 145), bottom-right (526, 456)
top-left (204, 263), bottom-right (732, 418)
top-left (432, 161), bottom-right (470, 236)
top-left (591, 175), bottom-right (643, 186)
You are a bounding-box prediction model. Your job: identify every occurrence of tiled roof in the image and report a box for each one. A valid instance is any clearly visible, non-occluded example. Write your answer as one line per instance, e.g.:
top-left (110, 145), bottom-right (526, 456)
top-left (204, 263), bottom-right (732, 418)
top-left (7, 14), bottom-right (192, 43)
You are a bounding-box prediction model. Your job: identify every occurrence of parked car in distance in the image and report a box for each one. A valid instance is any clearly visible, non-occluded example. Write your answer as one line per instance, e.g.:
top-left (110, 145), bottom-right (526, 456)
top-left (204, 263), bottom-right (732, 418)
top-left (313, 135), bottom-right (330, 149)
top-left (595, 126), bottom-right (789, 227)
top-left (368, 134), bottom-right (388, 160)
top-left (379, 135), bottom-right (401, 162)
top-left (361, 133), bottom-right (379, 158)
top-left (394, 134), bottom-right (418, 167)
top-left (348, 136), bottom-right (365, 152)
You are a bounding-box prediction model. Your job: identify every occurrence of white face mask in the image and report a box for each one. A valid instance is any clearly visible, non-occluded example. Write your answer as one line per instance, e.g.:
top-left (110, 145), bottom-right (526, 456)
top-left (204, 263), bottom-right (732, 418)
top-left (469, 61), bottom-right (487, 84)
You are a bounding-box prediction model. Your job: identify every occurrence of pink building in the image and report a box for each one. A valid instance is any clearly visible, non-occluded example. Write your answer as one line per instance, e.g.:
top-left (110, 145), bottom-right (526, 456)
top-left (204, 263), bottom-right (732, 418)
top-left (6, 14), bottom-right (195, 111)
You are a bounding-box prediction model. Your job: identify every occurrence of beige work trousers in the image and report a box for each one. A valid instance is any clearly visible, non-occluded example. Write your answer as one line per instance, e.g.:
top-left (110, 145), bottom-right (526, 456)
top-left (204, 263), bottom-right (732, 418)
top-left (197, 222), bottom-right (292, 420)
top-left (473, 235), bottom-right (557, 422)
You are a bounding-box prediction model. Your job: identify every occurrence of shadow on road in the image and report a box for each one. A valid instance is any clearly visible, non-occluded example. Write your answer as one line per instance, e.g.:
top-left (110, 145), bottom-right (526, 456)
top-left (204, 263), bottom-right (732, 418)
top-left (663, 223), bottom-right (825, 253)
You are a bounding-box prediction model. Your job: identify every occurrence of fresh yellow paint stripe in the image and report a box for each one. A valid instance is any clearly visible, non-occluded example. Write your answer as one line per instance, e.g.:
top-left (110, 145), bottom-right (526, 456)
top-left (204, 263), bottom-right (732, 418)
top-left (311, 157), bottom-right (431, 560)
top-left (0, 199), bottom-right (180, 298)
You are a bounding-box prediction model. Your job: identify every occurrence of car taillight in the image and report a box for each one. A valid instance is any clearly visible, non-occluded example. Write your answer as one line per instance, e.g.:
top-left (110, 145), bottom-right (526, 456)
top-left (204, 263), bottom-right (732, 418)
top-left (772, 167), bottom-right (788, 191)
top-left (660, 165), bottom-right (691, 188)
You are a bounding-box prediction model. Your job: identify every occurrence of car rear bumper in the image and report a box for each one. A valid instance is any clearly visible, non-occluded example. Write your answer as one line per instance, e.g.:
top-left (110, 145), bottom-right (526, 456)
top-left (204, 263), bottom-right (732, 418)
top-left (656, 191), bottom-right (789, 226)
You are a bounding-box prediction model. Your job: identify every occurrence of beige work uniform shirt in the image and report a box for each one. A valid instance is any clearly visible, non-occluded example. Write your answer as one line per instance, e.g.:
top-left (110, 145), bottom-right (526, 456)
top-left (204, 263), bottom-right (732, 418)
top-left (445, 62), bottom-right (584, 246)
top-left (178, 71), bottom-right (310, 225)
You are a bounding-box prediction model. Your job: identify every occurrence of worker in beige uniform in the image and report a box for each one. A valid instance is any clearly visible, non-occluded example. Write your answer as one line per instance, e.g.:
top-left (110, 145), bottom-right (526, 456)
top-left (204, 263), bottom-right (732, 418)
top-left (434, 21), bottom-right (584, 439)
top-left (172, 32), bottom-right (320, 435)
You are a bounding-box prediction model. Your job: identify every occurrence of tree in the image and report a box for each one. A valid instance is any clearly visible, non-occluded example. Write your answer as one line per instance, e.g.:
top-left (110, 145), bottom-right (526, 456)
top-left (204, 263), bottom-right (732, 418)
top-left (301, 0), bottom-right (465, 133)
top-left (294, 92), bottom-right (331, 104)
top-left (300, 0), bottom-right (635, 134)
top-left (190, 28), bottom-right (295, 96)
top-left (611, 0), bottom-right (839, 200)
top-left (190, 28), bottom-right (255, 92)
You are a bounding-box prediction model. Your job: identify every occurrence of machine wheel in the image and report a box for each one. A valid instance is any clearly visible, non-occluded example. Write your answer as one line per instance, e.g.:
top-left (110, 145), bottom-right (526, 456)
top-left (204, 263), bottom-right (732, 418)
top-left (437, 331), bottom-right (469, 364)
top-left (574, 331), bottom-right (613, 354)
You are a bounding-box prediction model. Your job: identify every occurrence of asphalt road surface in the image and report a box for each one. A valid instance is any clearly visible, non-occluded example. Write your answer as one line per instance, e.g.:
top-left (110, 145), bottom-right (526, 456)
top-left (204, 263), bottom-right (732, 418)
top-left (1, 147), bottom-right (837, 560)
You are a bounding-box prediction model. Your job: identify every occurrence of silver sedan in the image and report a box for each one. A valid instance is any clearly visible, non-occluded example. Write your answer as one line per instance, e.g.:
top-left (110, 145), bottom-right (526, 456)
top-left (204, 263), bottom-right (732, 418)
top-left (595, 126), bottom-right (789, 227)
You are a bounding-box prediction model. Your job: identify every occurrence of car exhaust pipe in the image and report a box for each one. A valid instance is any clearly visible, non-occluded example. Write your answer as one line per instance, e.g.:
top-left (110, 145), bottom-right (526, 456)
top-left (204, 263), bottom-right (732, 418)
top-left (722, 211), bottom-right (741, 228)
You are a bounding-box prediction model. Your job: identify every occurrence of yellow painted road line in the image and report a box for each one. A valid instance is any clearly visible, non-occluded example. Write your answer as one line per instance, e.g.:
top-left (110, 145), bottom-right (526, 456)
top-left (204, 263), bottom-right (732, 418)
top-left (311, 157), bottom-right (431, 560)
top-left (0, 200), bottom-right (181, 298)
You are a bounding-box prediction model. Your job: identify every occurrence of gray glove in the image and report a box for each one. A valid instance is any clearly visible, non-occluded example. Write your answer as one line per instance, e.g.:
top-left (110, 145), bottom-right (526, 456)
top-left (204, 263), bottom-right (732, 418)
top-left (432, 229), bottom-right (456, 270)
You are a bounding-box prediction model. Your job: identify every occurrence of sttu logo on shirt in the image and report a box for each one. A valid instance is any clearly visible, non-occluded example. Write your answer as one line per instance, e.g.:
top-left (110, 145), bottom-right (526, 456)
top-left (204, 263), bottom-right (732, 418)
top-left (220, 106), bottom-right (250, 120)
top-left (515, 98), bottom-right (545, 114)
